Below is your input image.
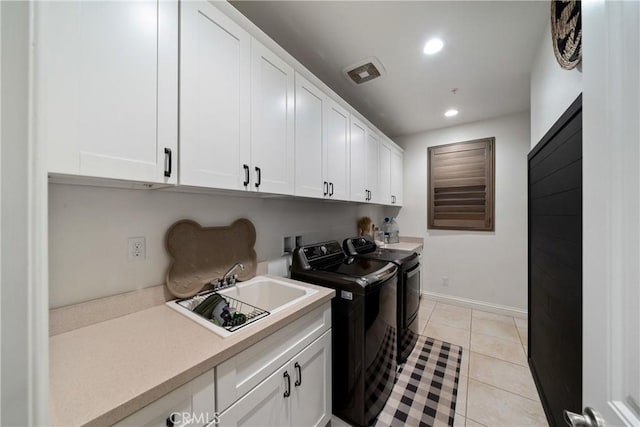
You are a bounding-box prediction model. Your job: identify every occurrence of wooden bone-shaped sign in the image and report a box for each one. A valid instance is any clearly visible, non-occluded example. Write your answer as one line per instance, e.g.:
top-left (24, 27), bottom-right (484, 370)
top-left (165, 218), bottom-right (257, 298)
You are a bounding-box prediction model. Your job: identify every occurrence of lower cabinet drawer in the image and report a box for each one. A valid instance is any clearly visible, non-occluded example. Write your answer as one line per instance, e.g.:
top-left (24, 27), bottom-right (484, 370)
top-left (113, 370), bottom-right (215, 427)
top-left (216, 302), bottom-right (331, 412)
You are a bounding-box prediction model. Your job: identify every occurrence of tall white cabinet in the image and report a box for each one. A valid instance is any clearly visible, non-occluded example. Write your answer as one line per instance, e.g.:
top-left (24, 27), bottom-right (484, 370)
top-left (390, 147), bottom-right (404, 205)
top-left (324, 100), bottom-right (350, 201)
top-left (378, 141), bottom-right (392, 205)
top-left (365, 129), bottom-right (380, 203)
top-left (179, 0), bottom-right (251, 190)
top-left (36, 0), bottom-right (178, 184)
top-left (294, 73), bottom-right (326, 198)
top-left (250, 40), bottom-right (295, 194)
top-left (349, 116), bottom-right (368, 202)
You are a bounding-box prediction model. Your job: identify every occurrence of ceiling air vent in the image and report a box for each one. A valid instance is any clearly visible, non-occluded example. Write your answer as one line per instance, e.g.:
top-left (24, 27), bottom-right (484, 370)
top-left (343, 57), bottom-right (386, 86)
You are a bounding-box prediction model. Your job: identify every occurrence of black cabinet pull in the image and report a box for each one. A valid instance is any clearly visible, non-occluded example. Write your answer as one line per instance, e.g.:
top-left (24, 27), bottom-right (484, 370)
top-left (255, 166), bottom-right (261, 188)
top-left (365, 189), bottom-right (370, 201)
top-left (323, 181), bottom-right (328, 196)
top-left (164, 148), bottom-right (172, 177)
top-left (329, 182), bottom-right (334, 197)
top-left (243, 164), bottom-right (250, 187)
top-left (294, 362), bottom-right (302, 386)
top-left (392, 195), bottom-right (396, 204)
top-left (283, 371), bottom-right (291, 397)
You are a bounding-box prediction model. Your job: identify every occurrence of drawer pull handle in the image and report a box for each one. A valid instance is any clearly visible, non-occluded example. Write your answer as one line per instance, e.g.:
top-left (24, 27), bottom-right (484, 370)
top-left (294, 362), bottom-right (302, 386)
top-left (329, 182), bottom-right (334, 197)
top-left (283, 371), bottom-right (291, 397)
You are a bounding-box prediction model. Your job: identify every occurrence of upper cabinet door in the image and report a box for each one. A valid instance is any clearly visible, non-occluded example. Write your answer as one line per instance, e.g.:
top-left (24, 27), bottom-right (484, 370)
top-left (324, 100), bottom-right (350, 201)
top-left (37, 1), bottom-right (178, 184)
top-left (366, 129), bottom-right (380, 203)
top-left (390, 147), bottom-right (404, 206)
top-left (294, 73), bottom-right (325, 198)
top-left (349, 116), bottom-right (367, 202)
top-left (378, 141), bottom-right (392, 205)
top-left (250, 40), bottom-right (295, 195)
top-left (179, 0), bottom-right (250, 190)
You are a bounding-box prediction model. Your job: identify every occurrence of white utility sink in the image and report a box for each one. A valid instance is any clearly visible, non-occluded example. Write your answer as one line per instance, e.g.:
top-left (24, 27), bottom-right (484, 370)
top-left (166, 276), bottom-right (317, 337)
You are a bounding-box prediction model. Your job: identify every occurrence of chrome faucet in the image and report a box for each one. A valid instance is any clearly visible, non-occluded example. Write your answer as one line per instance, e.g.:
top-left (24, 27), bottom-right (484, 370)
top-left (212, 262), bottom-right (245, 289)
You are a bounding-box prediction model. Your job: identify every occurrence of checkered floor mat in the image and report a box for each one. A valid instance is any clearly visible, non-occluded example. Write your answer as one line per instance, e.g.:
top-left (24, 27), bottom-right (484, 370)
top-left (372, 335), bottom-right (463, 427)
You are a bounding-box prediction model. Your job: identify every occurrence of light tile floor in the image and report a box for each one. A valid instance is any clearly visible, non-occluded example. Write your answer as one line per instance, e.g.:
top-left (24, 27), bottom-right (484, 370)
top-left (418, 298), bottom-right (548, 427)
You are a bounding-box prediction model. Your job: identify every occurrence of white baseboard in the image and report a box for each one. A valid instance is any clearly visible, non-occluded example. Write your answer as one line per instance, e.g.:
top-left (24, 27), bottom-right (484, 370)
top-left (421, 290), bottom-right (527, 319)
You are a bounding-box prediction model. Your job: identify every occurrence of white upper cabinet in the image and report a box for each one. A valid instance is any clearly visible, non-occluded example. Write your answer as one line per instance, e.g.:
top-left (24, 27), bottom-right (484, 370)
top-left (378, 138), bottom-right (404, 206)
top-left (349, 115), bottom-right (368, 202)
top-left (250, 40), bottom-right (295, 195)
top-left (179, 0), bottom-right (250, 190)
top-left (366, 129), bottom-right (380, 203)
top-left (294, 73), bottom-right (326, 198)
top-left (324, 100), bottom-right (350, 201)
top-left (37, 1), bottom-right (178, 184)
top-left (390, 146), bottom-right (404, 206)
top-left (378, 141), bottom-right (392, 205)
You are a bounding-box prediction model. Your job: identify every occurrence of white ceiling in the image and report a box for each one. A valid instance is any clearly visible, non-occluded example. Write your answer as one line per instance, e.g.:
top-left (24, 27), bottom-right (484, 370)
top-left (231, 1), bottom-right (548, 138)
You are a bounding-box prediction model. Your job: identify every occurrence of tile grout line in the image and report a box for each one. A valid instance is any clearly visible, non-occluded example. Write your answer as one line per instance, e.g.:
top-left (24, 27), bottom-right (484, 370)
top-left (469, 375), bottom-right (541, 403)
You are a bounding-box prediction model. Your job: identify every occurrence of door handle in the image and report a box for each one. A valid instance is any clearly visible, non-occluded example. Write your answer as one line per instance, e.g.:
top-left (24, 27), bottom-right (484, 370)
top-left (164, 148), bottom-right (172, 178)
top-left (323, 181), bottom-right (328, 196)
top-left (255, 166), bottom-right (261, 188)
top-left (392, 195), bottom-right (396, 204)
top-left (563, 407), bottom-right (605, 427)
top-left (243, 164), bottom-right (250, 187)
top-left (329, 182), bottom-right (334, 197)
top-left (283, 371), bottom-right (291, 397)
top-left (294, 362), bottom-right (302, 386)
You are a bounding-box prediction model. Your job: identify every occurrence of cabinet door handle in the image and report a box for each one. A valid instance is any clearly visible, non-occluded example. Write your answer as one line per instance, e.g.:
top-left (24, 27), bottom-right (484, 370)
top-left (392, 195), bottom-right (396, 204)
top-left (283, 371), bottom-right (291, 397)
top-left (255, 166), bottom-right (261, 188)
top-left (294, 362), bottom-right (302, 386)
top-left (243, 164), bottom-right (250, 187)
top-left (164, 148), bottom-right (172, 178)
top-left (323, 181), bottom-right (328, 196)
top-left (329, 183), bottom-right (334, 197)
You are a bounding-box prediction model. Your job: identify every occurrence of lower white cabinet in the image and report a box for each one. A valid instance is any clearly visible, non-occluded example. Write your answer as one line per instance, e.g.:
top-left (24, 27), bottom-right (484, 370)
top-left (113, 370), bottom-right (215, 427)
top-left (216, 302), bottom-right (332, 427)
top-left (218, 331), bottom-right (331, 427)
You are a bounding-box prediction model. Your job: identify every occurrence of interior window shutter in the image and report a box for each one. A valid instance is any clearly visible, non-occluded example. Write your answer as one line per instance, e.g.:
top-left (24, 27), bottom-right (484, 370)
top-left (428, 137), bottom-right (495, 231)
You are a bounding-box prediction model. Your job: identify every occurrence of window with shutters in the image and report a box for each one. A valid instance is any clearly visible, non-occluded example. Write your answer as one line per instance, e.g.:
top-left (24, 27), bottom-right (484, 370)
top-left (428, 137), bottom-right (495, 231)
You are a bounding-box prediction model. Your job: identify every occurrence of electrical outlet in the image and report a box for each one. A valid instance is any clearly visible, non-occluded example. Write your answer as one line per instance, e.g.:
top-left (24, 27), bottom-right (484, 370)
top-left (283, 236), bottom-right (294, 254)
top-left (295, 235), bottom-right (303, 248)
top-left (442, 276), bottom-right (449, 287)
top-left (128, 237), bottom-right (146, 261)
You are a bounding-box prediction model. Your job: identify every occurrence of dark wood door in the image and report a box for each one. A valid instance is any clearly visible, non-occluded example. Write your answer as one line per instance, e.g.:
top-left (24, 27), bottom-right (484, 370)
top-left (528, 95), bottom-right (582, 427)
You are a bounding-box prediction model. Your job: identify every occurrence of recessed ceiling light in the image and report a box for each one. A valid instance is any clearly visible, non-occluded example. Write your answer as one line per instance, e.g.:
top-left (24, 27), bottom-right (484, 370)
top-left (444, 109), bottom-right (458, 117)
top-left (423, 38), bottom-right (444, 55)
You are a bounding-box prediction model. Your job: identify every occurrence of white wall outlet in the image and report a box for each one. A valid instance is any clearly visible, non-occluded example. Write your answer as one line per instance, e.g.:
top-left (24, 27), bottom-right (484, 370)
top-left (128, 237), bottom-right (146, 261)
top-left (442, 276), bottom-right (449, 287)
